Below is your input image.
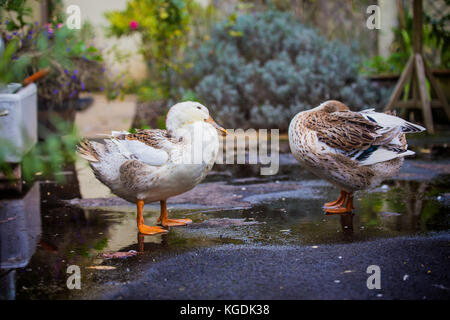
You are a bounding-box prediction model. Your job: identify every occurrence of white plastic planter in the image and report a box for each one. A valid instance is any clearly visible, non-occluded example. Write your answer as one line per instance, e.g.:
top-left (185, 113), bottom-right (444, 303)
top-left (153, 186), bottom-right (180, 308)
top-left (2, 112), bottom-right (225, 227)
top-left (0, 83), bottom-right (38, 163)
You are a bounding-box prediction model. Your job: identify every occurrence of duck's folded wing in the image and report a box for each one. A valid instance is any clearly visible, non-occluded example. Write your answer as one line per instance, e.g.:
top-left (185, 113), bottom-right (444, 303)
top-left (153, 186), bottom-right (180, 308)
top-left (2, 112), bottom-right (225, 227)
top-left (360, 110), bottom-right (425, 133)
top-left (308, 110), bottom-right (423, 166)
top-left (307, 111), bottom-right (381, 153)
top-left (111, 129), bottom-right (176, 166)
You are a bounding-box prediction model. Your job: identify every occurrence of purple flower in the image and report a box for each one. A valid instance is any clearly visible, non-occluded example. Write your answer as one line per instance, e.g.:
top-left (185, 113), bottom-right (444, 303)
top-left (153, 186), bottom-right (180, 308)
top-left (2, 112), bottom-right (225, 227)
top-left (73, 69), bottom-right (78, 75)
top-left (100, 87), bottom-right (104, 92)
top-left (71, 75), bottom-right (76, 80)
top-left (53, 89), bottom-right (58, 94)
top-left (64, 69), bottom-right (69, 74)
top-left (80, 82), bottom-right (85, 90)
top-left (66, 47), bottom-right (70, 52)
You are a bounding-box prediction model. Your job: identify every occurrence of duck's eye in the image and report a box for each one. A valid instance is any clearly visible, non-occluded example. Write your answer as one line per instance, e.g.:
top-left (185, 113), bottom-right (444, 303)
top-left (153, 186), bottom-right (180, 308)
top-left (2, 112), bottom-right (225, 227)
top-left (197, 106), bottom-right (201, 110)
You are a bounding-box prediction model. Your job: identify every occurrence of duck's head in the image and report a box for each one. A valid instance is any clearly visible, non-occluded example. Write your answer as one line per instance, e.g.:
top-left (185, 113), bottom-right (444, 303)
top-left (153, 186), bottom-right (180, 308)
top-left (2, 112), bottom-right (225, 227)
top-left (166, 101), bottom-right (227, 136)
top-left (318, 100), bottom-right (350, 113)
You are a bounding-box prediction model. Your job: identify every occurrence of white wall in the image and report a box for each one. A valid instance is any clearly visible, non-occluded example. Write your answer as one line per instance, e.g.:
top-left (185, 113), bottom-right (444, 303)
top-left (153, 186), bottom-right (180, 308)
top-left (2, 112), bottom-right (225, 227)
top-left (378, 0), bottom-right (398, 58)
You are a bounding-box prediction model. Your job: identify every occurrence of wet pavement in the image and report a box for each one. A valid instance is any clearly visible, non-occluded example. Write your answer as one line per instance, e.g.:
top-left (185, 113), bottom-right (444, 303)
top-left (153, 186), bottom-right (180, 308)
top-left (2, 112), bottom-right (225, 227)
top-left (0, 136), bottom-right (449, 299)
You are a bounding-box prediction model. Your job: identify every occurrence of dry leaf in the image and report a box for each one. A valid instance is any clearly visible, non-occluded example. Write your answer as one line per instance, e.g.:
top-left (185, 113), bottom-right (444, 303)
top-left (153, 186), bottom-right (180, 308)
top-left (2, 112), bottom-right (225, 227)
top-left (87, 266), bottom-right (116, 270)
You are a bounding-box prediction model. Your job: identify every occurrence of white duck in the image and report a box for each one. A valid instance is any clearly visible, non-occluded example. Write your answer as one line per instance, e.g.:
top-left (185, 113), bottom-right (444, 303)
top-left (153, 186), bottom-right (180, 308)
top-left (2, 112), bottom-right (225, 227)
top-left (289, 100), bottom-right (425, 215)
top-left (77, 101), bottom-right (227, 235)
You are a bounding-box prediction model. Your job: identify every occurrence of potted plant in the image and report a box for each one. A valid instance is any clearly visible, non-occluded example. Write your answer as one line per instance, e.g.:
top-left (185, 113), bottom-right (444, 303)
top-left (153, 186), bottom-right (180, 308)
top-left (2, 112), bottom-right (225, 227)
top-left (1, 1), bottom-right (104, 139)
top-left (0, 38), bottom-right (37, 178)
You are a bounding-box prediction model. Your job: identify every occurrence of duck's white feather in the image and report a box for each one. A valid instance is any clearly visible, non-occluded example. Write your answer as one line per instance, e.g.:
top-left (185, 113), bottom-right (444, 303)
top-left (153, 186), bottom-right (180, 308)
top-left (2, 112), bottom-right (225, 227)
top-left (359, 148), bottom-right (415, 166)
top-left (360, 110), bottom-right (426, 133)
top-left (112, 139), bottom-right (169, 166)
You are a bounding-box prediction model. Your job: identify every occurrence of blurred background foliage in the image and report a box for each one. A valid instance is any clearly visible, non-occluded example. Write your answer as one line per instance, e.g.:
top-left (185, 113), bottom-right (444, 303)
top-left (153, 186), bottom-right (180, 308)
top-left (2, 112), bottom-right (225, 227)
top-left (0, 0), bottom-right (105, 107)
top-left (105, 0), bottom-right (199, 100)
top-left (0, 116), bottom-right (79, 183)
top-left (1, 0), bottom-right (97, 181)
top-left (102, 0), bottom-right (449, 130)
top-left (361, 1), bottom-right (450, 75)
top-left (181, 10), bottom-right (389, 128)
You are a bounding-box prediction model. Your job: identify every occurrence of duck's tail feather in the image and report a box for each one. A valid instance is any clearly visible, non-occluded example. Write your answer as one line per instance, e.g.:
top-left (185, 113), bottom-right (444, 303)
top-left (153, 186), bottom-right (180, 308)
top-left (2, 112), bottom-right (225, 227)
top-left (77, 139), bottom-right (99, 162)
top-left (401, 121), bottom-right (426, 133)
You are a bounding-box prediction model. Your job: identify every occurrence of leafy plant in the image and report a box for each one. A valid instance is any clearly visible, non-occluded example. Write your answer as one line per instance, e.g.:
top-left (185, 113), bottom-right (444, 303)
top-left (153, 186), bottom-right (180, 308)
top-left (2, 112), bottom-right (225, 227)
top-left (0, 38), bottom-right (29, 85)
top-left (105, 0), bottom-right (200, 99)
top-left (0, 116), bottom-right (79, 183)
top-left (1, 2), bottom-right (104, 107)
top-left (361, 6), bottom-right (450, 75)
top-left (183, 11), bottom-right (388, 129)
top-left (0, 0), bottom-right (33, 31)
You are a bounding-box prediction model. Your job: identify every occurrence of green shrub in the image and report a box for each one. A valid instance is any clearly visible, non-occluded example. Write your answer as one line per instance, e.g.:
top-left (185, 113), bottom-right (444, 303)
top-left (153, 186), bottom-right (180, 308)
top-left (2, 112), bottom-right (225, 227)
top-left (184, 11), bottom-right (389, 129)
top-left (105, 0), bottom-right (197, 99)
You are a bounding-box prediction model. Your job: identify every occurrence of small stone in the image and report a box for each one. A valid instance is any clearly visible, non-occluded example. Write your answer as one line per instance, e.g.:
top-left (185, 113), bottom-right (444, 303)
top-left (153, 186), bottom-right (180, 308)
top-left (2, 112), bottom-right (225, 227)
top-left (334, 280), bottom-right (340, 284)
top-left (403, 274), bottom-right (409, 281)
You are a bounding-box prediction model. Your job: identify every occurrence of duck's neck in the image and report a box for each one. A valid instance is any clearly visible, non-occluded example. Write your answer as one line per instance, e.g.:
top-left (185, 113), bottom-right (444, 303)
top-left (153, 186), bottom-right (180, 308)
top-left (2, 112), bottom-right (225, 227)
top-left (173, 122), bottom-right (219, 166)
top-left (172, 122), bottom-right (218, 144)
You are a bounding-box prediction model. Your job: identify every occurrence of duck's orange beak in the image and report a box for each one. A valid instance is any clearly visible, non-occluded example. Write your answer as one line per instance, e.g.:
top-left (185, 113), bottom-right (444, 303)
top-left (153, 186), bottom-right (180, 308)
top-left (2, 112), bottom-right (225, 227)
top-left (205, 116), bottom-right (227, 136)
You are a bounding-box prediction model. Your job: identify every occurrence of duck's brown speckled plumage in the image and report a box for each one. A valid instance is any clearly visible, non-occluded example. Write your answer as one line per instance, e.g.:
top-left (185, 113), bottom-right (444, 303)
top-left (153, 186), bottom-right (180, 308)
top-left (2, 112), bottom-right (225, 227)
top-left (289, 100), bottom-right (424, 193)
top-left (118, 129), bottom-right (179, 149)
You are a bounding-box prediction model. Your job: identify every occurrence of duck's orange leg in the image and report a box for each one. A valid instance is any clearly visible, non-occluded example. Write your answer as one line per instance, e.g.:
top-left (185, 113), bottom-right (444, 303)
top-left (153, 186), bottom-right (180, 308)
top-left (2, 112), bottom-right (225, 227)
top-left (157, 200), bottom-right (192, 227)
top-left (324, 192), bottom-right (354, 215)
top-left (323, 190), bottom-right (346, 208)
top-left (136, 199), bottom-right (168, 235)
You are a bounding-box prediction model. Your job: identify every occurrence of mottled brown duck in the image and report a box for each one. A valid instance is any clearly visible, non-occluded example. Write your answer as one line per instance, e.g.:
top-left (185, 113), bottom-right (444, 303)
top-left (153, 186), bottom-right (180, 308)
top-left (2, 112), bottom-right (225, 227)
top-left (288, 100), bottom-right (425, 215)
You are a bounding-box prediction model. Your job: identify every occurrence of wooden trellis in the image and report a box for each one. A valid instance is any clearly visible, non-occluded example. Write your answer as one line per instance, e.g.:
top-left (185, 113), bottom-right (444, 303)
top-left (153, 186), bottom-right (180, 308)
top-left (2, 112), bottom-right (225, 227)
top-left (385, 0), bottom-right (450, 134)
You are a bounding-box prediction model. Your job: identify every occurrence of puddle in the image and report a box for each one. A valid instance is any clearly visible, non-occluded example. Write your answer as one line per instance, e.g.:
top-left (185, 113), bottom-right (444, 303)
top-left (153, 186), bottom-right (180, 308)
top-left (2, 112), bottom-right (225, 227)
top-left (1, 139), bottom-right (449, 299)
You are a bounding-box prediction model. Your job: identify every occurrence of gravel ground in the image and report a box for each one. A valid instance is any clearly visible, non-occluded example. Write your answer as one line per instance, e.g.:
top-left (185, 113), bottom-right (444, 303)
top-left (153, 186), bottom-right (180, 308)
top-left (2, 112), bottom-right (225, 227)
top-left (103, 232), bottom-right (450, 300)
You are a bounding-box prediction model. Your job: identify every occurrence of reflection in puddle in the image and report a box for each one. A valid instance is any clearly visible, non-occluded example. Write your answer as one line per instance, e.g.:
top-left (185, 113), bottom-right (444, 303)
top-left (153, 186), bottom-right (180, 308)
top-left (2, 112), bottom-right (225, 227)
top-left (0, 147), bottom-right (449, 298)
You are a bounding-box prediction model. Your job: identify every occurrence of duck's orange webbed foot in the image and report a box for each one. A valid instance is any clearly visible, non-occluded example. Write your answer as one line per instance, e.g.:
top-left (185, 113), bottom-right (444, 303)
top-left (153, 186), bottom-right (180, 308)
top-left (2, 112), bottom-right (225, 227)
top-left (323, 190), bottom-right (346, 208)
top-left (158, 200), bottom-right (192, 227)
top-left (138, 224), bottom-right (168, 235)
top-left (324, 192), bottom-right (354, 216)
top-left (158, 218), bottom-right (192, 227)
top-left (136, 199), bottom-right (168, 235)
